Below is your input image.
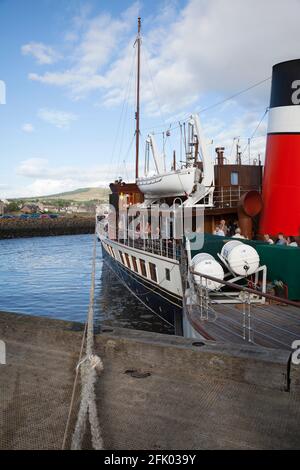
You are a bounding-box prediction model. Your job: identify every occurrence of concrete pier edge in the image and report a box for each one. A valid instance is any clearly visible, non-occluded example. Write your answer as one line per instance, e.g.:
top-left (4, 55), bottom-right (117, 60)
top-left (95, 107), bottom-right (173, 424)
top-left (0, 311), bottom-right (298, 392)
top-left (1, 311), bottom-right (300, 450)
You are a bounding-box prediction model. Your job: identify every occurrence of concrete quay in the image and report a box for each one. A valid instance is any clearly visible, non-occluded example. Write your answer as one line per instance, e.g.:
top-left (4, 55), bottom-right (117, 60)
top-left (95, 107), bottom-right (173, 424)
top-left (0, 311), bottom-right (299, 450)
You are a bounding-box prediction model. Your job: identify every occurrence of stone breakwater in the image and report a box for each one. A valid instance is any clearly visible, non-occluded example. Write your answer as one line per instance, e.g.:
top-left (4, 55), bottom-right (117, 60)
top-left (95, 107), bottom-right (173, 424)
top-left (0, 216), bottom-right (95, 239)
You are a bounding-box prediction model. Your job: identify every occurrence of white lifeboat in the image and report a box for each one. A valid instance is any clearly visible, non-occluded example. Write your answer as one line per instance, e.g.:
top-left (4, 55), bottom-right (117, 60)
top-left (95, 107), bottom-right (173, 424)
top-left (137, 167), bottom-right (198, 198)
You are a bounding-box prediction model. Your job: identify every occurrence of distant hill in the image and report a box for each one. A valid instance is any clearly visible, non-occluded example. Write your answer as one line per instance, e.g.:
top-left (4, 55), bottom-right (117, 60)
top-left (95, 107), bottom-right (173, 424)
top-left (42, 187), bottom-right (110, 202)
top-left (14, 187), bottom-right (110, 203)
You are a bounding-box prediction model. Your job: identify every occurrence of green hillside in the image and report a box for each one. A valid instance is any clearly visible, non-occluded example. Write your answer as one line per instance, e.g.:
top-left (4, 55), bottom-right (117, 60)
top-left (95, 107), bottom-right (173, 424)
top-left (12, 187), bottom-right (110, 204)
top-left (42, 187), bottom-right (110, 202)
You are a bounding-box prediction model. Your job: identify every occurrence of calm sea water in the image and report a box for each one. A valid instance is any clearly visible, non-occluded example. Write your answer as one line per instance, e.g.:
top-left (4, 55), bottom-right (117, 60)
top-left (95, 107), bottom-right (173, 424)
top-left (0, 234), bottom-right (173, 334)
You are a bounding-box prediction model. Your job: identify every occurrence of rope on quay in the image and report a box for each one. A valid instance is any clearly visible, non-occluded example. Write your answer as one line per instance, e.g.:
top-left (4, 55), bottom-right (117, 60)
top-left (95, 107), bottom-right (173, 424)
top-left (62, 233), bottom-right (104, 450)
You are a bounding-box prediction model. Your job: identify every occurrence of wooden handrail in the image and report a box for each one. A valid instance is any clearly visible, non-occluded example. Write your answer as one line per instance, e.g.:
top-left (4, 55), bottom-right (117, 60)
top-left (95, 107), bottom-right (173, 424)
top-left (191, 268), bottom-right (300, 308)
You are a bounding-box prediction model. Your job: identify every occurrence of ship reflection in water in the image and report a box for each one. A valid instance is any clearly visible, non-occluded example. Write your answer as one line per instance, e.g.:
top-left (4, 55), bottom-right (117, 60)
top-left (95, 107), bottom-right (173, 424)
top-left (0, 234), bottom-right (173, 335)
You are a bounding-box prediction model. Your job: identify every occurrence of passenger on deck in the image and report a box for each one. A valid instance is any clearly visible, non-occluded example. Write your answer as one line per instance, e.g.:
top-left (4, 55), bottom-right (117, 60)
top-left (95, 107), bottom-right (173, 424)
top-left (228, 219), bottom-right (239, 236)
top-left (263, 234), bottom-right (274, 245)
top-left (287, 236), bottom-right (298, 247)
top-left (219, 219), bottom-right (228, 236)
top-left (153, 225), bottom-right (160, 240)
top-left (145, 222), bottom-right (151, 238)
top-left (134, 223), bottom-right (141, 239)
top-left (275, 233), bottom-right (287, 245)
top-left (213, 225), bottom-right (225, 236)
top-left (232, 227), bottom-right (245, 239)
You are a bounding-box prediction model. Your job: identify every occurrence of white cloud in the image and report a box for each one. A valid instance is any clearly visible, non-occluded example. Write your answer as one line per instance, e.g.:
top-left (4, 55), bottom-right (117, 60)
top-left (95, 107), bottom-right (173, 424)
top-left (23, 0), bottom-right (300, 167)
top-left (0, 79), bottom-right (6, 105)
top-left (13, 158), bottom-right (135, 197)
top-left (26, 178), bottom-right (85, 196)
top-left (17, 157), bottom-right (134, 181)
top-left (28, 3), bottom-right (139, 99)
top-left (17, 158), bottom-right (49, 178)
top-left (202, 109), bottom-right (268, 163)
top-left (21, 42), bottom-right (61, 65)
top-left (22, 123), bottom-right (35, 133)
top-left (37, 108), bottom-right (78, 129)
top-left (26, 0), bottom-right (300, 116)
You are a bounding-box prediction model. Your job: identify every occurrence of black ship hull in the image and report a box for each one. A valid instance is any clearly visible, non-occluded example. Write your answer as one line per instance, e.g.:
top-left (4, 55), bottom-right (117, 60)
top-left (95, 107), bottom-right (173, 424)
top-left (101, 244), bottom-right (183, 335)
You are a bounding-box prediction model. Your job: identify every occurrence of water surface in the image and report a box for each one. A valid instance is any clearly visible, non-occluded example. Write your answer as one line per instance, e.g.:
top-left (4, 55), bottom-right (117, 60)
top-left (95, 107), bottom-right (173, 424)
top-left (0, 234), bottom-right (173, 334)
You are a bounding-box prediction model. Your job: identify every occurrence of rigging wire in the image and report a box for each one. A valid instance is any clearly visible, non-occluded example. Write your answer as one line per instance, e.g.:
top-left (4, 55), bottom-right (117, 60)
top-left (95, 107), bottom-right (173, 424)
top-left (122, 134), bottom-right (136, 169)
top-left (107, 47), bottom-right (136, 181)
top-left (115, 51), bottom-right (137, 178)
top-left (143, 43), bottom-right (168, 132)
top-left (229, 137), bottom-right (237, 159)
top-left (140, 76), bottom-right (271, 134)
top-left (180, 122), bottom-right (183, 164)
top-left (196, 78), bottom-right (271, 116)
top-left (142, 43), bottom-right (177, 170)
top-left (103, 258), bottom-right (175, 328)
top-left (241, 107), bottom-right (269, 162)
top-left (106, 33), bottom-right (271, 181)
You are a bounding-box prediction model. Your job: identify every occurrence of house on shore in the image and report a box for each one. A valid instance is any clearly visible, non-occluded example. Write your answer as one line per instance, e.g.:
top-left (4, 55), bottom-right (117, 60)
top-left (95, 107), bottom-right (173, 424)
top-left (0, 199), bottom-right (8, 215)
top-left (43, 204), bottom-right (59, 213)
top-left (21, 204), bottom-right (40, 214)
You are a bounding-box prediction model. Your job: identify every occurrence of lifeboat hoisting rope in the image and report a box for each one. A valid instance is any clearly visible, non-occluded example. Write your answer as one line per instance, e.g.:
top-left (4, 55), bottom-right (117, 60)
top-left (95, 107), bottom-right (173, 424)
top-left (62, 234), bottom-right (104, 450)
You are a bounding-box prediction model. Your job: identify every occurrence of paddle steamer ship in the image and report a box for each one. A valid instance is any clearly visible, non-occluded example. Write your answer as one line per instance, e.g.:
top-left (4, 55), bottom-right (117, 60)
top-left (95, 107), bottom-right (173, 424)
top-left (97, 18), bottom-right (300, 339)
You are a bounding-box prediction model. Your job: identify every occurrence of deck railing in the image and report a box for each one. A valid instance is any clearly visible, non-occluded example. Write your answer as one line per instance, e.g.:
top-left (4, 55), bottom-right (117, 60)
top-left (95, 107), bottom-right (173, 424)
top-left (211, 185), bottom-right (261, 208)
top-left (97, 218), bottom-right (182, 260)
top-left (118, 235), bottom-right (181, 260)
top-left (188, 268), bottom-right (300, 349)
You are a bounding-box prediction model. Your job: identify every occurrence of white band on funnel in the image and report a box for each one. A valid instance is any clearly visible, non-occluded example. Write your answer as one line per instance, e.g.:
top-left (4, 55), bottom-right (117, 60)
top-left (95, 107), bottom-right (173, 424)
top-left (268, 105), bottom-right (300, 134)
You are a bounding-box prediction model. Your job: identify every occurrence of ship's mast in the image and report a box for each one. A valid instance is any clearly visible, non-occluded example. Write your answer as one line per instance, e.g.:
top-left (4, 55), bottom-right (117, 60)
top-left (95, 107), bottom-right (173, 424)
top-left (135, 17), bottom-right (141, 180)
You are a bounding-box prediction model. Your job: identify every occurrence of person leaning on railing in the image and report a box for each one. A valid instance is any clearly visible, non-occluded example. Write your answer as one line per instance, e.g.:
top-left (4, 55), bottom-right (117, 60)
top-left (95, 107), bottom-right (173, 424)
top-left (263, 233), bottom-right (299, 247)
top-left (275, 233), bottom-right (287, 245)
top-left (232, 227), bottom-right (246, 239)
top-left (287, 236), bottom-right (299, 247)
top-left (219, 219), bottom-right (228, 236)
top-left (263, 234), bottom-right (274, 245)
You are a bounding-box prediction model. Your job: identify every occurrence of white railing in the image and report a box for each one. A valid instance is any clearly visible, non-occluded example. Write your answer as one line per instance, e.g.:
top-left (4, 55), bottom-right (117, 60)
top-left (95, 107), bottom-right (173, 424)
top-left (189, 269), bottom-right (300, 349)
top-left (211, 185), bottom-right (261, 208)
top-left (118, 235), bottom-right (181, 260)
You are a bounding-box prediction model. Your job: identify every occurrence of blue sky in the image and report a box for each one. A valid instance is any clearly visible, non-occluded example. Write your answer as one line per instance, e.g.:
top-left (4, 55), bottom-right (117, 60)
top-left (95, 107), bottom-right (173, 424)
top-left (0, 0), bottom-right (299, 198)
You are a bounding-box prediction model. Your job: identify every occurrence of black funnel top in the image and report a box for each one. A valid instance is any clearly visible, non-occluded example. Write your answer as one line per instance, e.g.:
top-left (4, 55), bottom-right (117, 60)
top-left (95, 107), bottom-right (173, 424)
top-left (270, 59), bottom-right (300, 108)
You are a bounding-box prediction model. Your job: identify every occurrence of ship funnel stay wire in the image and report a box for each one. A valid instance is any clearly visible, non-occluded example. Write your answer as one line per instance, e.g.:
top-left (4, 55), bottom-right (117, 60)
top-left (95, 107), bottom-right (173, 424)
top-left (140, 76), bottom-right (271, 134)
top-left (241, 107), bottom-right (269, 163)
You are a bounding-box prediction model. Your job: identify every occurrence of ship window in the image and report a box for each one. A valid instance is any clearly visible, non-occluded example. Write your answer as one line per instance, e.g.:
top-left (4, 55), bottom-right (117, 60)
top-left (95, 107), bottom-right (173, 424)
top-left (165, 268), bottom-right (171, 281)
top-left (119, 250), bottom-right (124, 264)
top-left (109, 246), bottom-right (114, 257)
top-left (149, 263), bottom-right (157, 283)
top-left (131, 256), bottom-right (138, 273)
top-left (231, 171), bottom-right (239, 185)
top-left (140, 259), bottom-right (147, 277)
top-left (124, 253), bottom-right (131, 268)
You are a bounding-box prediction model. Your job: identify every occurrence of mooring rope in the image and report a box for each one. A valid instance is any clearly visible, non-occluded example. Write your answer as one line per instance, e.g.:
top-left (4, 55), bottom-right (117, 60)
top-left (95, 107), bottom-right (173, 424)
top-left (62, 234), bottom-right (104, 450)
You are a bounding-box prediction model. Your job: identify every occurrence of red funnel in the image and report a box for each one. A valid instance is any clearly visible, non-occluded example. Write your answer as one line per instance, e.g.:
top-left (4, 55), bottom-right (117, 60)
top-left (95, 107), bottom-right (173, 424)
top-left (259, 59), bottom-right (300, 237)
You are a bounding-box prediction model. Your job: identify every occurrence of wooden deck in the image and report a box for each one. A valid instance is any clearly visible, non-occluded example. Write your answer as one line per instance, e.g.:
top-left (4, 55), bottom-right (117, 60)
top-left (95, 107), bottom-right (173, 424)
top-left (189, 301), bottom-right (300, 350)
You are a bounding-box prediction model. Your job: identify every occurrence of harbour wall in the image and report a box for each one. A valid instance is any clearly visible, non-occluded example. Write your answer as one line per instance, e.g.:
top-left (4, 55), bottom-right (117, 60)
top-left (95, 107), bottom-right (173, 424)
top-left (97, 326), bottom-right (298, 392)
top-left (0, 216), bottom-right (95, 239)
top-left (0, 311), bottom-right (300, 449)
